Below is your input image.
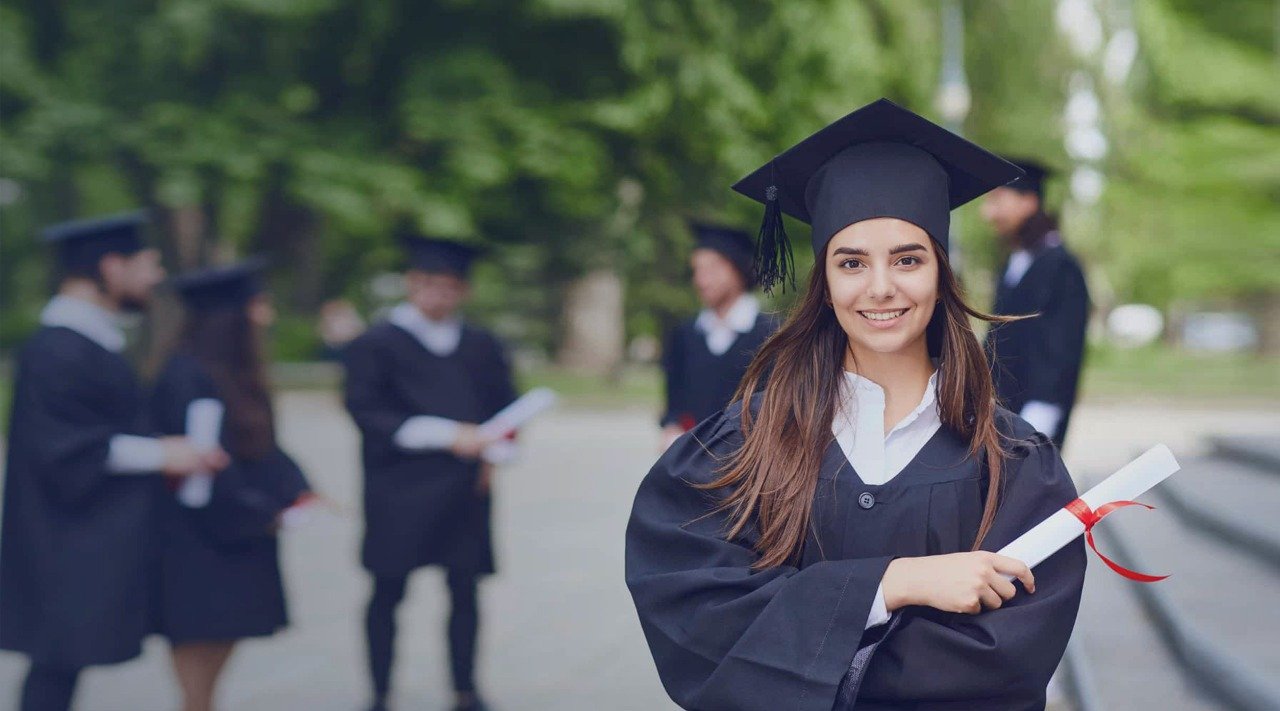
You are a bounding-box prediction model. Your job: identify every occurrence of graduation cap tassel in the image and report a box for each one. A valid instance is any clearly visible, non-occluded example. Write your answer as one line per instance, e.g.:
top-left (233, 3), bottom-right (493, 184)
top-left (754, 179), bottom-right (795, 295)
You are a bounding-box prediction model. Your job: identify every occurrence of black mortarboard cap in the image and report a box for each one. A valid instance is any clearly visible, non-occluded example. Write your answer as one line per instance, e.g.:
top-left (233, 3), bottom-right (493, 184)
top-left (171, 258), bottom-right (268, 310)
top-left (688, 220), bottom-right (757, 287)
top-left (399, 234), bottom-right (481, 279)
top-left (42, 210), bottom-right (149, 271)
top-left (732, 99), bottom-right (1024, 292)
top-left (1005, 158), bottom-right (1052, 198)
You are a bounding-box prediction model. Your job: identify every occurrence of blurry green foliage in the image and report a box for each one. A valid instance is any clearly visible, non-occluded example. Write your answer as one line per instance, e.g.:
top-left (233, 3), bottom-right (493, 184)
top-left (0, 0), bottom-right (1273, 357)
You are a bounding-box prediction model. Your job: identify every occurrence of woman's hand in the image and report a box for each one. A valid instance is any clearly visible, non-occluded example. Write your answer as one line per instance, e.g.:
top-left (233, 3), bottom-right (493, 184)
top-left (881, 551), bottom-right (1036, 615)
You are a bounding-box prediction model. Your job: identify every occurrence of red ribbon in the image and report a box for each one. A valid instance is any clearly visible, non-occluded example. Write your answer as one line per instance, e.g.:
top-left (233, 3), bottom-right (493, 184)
top-left (678, 414), bottom-right (697, 432)
top-left (1065, 498), bottom-right (1170, 583)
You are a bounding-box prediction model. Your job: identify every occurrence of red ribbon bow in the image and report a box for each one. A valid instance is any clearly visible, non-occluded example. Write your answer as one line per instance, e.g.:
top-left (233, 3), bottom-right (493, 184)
top-left (1065, 498), bottom-right (1170, 583)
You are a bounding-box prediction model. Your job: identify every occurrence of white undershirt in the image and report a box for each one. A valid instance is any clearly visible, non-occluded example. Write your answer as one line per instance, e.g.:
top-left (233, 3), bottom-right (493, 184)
top-left (694, 294), bottom-right (759, 356)
top-left (832, 370), bottom-right (943, 629)
top-left (40, 295), bottom-right (165, 475)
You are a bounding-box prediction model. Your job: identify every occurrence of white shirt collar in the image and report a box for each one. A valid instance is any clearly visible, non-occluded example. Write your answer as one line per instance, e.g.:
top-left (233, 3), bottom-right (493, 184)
top-left (1003, 249), bottom-right (1035, 287)
top-left (388, 302), bottom-right (463, 357)
top-left (694, 294), bottom-right (760, 356)
top-left (833, 370), bottom-right (942, 486)
top-left (39, 295), bottom-right (127, 352)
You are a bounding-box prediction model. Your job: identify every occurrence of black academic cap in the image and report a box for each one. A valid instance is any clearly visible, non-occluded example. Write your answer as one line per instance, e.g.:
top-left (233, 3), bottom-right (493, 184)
top-left (170, 258), bottom-right (268, 310)
top-left (732, 99), bottom-right (1024, 292)
top-left (42, 210), bottom-right (149, 271)
top-left (399, 234), bottom-right (481, 279)
top-left (688, 220), bottom-right (757, 287)
top-left (1005, 158), bottom-right (1052, 198)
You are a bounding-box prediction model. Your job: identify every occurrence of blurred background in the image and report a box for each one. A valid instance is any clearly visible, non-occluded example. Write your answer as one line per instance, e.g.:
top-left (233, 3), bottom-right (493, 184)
top-left (1, 0), bottom-right (1277, 709)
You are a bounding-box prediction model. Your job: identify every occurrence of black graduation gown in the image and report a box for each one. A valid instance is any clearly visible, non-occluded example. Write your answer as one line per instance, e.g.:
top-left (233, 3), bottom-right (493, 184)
top-left (661, 312), bottom-right (777, 429)
top-left (626, 397), bottom-right (1086, 711)
top-left (985, 244), bottom-right (1090, 446)
top-left (343, 321), bottom-right (516, 577)
top-left (149, 354), bottom-right (310, 644)
top-left (0, 326), bottom-right (162, 667)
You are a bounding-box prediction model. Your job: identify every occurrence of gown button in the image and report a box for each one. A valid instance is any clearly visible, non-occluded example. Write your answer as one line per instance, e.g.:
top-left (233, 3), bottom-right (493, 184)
top-left (858, 492), bottom-right (876, 510)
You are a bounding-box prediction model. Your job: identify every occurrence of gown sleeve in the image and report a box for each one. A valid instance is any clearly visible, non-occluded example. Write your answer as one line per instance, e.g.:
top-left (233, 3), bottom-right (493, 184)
top-left (24, 345), bottom-right (136, 506)
top-left (342, 332), bottom-right (412, 456)
top-left (848, 428), bottom-right (1087, 708)
top-left (625, 406), bottom-right (895, 711)
top-left (660, 326), bottom-right (686, 427)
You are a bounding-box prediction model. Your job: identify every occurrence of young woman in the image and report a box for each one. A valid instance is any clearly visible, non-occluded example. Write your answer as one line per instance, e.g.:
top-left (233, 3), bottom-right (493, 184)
top-left (151, 260), bottom-right (315, 711)
top-left (625, 99), bottom-right (1087, 711)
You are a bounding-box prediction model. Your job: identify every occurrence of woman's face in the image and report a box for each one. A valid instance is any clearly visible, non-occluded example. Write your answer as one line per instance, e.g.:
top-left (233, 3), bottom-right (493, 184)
top-left (824, 217), bottom-right (939, 359)
top-left (247, 293), bottom-right (276, 330)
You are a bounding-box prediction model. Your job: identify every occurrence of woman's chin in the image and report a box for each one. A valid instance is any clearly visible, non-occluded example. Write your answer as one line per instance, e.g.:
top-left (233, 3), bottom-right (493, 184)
top-left (846, 326), bottom-right (928, 357)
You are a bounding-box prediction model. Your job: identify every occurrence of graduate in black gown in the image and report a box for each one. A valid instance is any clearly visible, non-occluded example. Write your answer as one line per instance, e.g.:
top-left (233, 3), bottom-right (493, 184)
top-left (660, 221), bottom-right (778, 450)
top-left (343, 235), bottom-right (517, 711)
top-left (151, 260), bottom-right (316, 711)
top-left (626, 100), bottom-right (1087, 711)
top-left (980, 160), bottom-right (1090, 447)
top-left (0, 213), bottom-right (226, 711)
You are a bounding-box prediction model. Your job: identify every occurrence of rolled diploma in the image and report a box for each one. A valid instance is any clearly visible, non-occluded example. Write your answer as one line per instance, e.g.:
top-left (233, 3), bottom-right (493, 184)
top-left (177, 398), bottom-right (224, 508)
top-left (477, 387), bottom-right (557, 440)
top-left (998, 444), bottom-right (1181, 570)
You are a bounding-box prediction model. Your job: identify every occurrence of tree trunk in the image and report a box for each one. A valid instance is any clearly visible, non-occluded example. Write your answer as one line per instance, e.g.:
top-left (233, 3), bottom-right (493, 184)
top-left (557, 268), bottom-right (626, 378)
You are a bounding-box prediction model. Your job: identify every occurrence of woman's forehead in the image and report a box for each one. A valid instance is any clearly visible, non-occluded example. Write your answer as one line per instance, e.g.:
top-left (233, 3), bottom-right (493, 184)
top-left (827, 218), bottom-right (932, 252)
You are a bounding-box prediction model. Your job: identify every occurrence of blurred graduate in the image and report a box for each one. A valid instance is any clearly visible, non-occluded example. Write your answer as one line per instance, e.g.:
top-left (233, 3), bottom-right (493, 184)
top-left (342, 235), bottom-right (518, 711)
top-left (659, 221), bottom-right (778, 450)
top-left (626, 101), bottom-right (1086, 710)
top-left (150, 260), bottom-right (318, 711)
top-left (981, 160), bottom-right (1090, 447)
top-left (0, 213), bottom-right (227, 711)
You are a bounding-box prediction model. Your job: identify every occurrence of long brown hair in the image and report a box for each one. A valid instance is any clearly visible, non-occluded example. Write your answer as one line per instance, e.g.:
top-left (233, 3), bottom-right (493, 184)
top-left (702, 249), bottom-right (1024, 569)
top-left (178, 300), bottom-right (276, 461)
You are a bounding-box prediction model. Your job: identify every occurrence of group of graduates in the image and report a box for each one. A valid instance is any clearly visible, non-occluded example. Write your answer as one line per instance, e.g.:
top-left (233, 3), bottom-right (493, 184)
top-left (1, 218), bottom-right (513, 711)
top-left (1, 101), bottom-right (1090, 711)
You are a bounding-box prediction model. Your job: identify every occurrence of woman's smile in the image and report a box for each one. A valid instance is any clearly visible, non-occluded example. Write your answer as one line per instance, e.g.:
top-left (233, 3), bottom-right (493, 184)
top-left (858, 306), bottom-right (912, 327)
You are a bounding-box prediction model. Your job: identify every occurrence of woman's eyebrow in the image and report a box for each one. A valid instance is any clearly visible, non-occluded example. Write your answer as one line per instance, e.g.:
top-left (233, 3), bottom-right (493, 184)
top-left (889, 242), bottom-right (928, 255)
top-left (831, 242), bottom-right (928, 257)
top-left (831, 247), bottom-right (869, 256)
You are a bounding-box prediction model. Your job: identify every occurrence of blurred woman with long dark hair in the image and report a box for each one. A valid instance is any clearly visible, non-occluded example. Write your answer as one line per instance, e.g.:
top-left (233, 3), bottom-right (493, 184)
top-left (151, 260), bottom-right (315, 711)
top-left (625, 100), bottom-right (1087, 710)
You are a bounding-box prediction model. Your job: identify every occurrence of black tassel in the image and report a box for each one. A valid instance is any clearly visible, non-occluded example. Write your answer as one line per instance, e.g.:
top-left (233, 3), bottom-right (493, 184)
top-left (754, 177), bottom-right (795, 295)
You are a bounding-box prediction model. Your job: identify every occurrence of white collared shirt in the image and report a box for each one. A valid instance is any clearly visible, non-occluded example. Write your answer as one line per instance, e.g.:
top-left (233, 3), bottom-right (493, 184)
top-left (831, 370), bottom-right (943, 629)
top-left (694, 294), bottom-right (760, 356)
top-left (832, 370), bottom-right (942, 486)
top-left (388, 302), bottom-right (463, 357)
top-left (39, 294), bottom-right (126, 353)
top-left (40, 295), bottom-right (165, 474)
top-left (1003, 249), bottom-right (1035, 288)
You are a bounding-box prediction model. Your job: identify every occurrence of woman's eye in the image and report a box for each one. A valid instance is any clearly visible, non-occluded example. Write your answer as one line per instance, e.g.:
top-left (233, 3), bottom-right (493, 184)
top-left (897, 256), bottom-right (920, 266)
top-left (840, 259), bottom-right (863, 269)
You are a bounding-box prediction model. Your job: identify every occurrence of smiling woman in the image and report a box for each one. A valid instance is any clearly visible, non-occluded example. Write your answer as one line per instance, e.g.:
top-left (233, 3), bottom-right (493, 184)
top-left (625, 99), bottom-right (1086, 711)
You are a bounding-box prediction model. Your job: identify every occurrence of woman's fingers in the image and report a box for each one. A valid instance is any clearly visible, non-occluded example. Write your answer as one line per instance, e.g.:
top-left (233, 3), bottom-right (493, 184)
top-left (990, 554), bottom-right (1036, 594)
top-left (978, 585), bottom-right (1004, 611)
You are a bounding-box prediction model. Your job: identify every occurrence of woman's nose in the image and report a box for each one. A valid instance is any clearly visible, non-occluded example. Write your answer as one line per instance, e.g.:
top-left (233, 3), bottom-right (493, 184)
top-left (867, 266), bottom-right (896, 299)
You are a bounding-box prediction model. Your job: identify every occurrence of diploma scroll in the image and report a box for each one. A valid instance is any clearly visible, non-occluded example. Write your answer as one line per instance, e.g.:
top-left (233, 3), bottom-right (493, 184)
top-left (998, 444), bottom-right (1180, 577)
top-left (477, 387), bottom-right (558, 440)
top-left (177, 398), bottom-right (224, 508)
